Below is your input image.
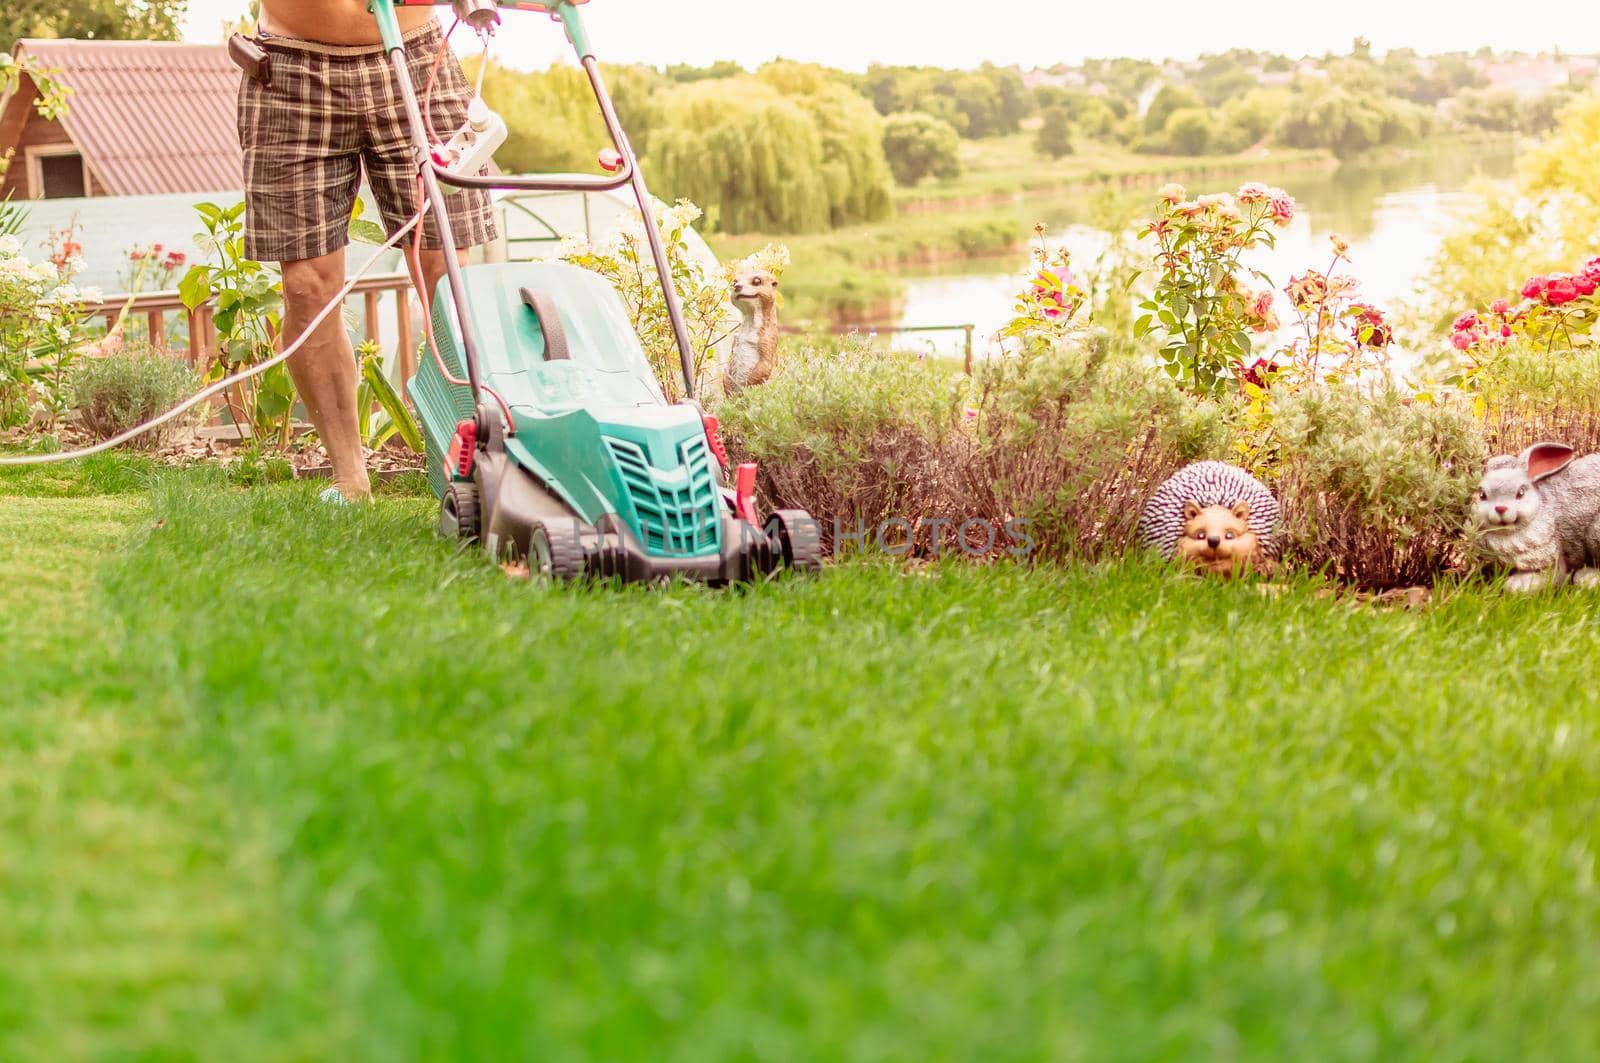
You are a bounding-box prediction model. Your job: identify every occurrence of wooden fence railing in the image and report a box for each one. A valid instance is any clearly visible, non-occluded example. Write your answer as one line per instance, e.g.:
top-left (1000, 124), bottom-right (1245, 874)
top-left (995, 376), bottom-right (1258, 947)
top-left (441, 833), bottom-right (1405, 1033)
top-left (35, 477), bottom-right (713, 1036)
top-left (82, 271), bottom-right (419, 382)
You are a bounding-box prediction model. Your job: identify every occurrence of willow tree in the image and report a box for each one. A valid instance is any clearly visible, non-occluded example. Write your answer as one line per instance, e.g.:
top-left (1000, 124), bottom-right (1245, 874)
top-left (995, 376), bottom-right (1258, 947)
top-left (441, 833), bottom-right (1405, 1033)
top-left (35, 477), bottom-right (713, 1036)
top-left (647, 78), bottom-right (834, 233)
top-left (472, 60), bottom-right (662, 176)
top-left (757, 62), bottom-right (894, 228)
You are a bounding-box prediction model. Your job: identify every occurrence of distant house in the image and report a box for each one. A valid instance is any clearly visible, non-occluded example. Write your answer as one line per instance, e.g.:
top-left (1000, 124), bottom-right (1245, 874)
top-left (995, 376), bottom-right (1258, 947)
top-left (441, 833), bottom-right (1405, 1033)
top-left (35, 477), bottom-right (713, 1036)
top-left (1, 39), bottom-right (242, 200)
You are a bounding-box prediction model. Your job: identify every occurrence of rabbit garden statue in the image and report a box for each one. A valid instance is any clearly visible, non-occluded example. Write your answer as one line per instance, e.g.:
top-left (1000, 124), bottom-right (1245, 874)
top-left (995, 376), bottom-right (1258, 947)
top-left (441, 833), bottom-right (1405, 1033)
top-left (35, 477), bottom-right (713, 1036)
top-left (1475, 442), bottom-right (1600, 591)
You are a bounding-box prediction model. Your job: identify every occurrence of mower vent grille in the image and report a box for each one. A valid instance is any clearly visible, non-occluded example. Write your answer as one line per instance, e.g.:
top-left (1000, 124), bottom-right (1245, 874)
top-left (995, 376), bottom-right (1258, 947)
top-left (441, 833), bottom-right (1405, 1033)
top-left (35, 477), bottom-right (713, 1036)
top-left (604, 436), bottom-right (719, 558)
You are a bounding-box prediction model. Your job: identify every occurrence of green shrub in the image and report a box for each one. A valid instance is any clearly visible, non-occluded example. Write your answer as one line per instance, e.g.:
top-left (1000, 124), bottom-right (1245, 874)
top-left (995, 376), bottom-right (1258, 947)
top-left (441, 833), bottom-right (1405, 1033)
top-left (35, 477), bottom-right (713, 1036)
top-left (1035, 106), bottom-right (1074, 159)
top-left (881, 111), bottom-right (962, 187)
top-left (719, 336), bottom-right (957, 470)
top-left (965, 329), bottom-right (1232, 561)
top-left (718, 336), bottom-right (962, 548)
top-left (1267, 385), bottom-right (1485, 588)
top-left (70, 348), bottom-right (198, 448)
top-left (1158, 107), bottom-right (1215, 156)
top-left (1143, 84), bottom-right (1204, 136)
top-left (1474, 345), bottom-right (1600, 415)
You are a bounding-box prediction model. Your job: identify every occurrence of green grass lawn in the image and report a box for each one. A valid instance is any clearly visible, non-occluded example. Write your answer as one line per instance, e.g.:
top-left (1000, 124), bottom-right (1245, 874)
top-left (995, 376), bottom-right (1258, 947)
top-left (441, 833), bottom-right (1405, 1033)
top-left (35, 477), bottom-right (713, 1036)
top-left (7, 462), bottom-right (1600, 1059)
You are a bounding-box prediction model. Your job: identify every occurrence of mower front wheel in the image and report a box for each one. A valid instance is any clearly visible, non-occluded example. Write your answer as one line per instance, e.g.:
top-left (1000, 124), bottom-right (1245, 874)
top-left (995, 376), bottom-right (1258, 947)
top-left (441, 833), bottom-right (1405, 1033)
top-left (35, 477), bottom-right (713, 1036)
top-left (765, 509), bottom-right (824, 573)
top-left (440, 482), bottom-right (481, 543)
top-left (529, 519), bottom-right (588, 582)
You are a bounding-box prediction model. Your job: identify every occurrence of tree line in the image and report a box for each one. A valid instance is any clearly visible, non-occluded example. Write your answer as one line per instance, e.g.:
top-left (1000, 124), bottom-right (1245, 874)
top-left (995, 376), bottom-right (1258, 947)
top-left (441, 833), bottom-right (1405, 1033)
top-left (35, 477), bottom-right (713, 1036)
top-left (5, 6), bottom-right (1589, 239)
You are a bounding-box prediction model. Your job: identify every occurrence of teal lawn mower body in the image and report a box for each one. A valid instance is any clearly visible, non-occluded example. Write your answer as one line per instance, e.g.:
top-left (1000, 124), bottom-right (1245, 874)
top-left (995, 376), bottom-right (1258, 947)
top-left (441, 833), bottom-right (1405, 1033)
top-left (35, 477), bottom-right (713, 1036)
top-left (373, 0), bottom-right (820, 581)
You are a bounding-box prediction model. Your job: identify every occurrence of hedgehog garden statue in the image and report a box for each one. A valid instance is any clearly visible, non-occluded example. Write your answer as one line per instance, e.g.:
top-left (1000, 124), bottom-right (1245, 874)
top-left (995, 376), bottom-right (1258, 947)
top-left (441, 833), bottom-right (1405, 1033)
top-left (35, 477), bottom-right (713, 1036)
top-left (1139, 461), bottom-right (1281, 578)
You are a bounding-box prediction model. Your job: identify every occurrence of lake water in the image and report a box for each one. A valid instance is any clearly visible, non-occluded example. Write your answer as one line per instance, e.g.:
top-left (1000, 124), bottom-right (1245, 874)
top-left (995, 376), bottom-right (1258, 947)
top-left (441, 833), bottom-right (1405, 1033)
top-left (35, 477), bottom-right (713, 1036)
top-left (890, 146), bottom-right (1519, 361)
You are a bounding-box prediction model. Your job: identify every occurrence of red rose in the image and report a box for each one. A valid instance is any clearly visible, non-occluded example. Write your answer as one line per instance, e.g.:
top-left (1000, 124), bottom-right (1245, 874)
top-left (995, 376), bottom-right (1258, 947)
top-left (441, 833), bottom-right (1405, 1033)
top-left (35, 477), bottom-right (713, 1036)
top-left (1522, 276), bottom-right (1547, 300)
top-left (1545, 277), bottom-right (1579, 306)
top-left (1237, 358), bottom-right (1281, 388)
top-left (1452, 311), bottom-right (1478, 333)
top-left (1575, 272), bottom-right (1598, 297)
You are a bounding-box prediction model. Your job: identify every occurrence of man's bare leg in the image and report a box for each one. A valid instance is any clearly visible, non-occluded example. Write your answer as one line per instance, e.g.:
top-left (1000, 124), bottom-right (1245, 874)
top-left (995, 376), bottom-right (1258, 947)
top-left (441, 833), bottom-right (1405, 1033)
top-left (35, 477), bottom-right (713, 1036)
top-left (404, 245), bottom-right (470, 347)
top-left (281, 250), bottom-right (370, 500)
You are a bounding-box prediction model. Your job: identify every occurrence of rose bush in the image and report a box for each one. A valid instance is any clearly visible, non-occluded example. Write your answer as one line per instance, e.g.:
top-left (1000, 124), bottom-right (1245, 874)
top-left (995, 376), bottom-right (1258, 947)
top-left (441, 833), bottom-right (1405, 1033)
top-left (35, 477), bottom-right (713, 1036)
top-left (1134, 181), bottom-right (1298, 396)
top-left (0, 233), bottom-right (102, 429)
top-left (1446, 254), bottom-right (1600, 414)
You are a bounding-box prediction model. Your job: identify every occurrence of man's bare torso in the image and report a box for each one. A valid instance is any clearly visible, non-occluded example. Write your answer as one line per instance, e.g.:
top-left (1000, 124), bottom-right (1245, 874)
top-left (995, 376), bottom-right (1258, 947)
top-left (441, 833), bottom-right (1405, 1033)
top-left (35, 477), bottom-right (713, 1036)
top-left (258, 0), bottom-right (437, 45)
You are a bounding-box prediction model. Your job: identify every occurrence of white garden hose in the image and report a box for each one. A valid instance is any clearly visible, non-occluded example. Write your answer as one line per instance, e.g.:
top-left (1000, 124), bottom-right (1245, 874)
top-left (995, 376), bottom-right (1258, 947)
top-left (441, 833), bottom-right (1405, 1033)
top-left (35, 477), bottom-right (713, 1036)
top-left (0, 212), bottom-right (423, 467)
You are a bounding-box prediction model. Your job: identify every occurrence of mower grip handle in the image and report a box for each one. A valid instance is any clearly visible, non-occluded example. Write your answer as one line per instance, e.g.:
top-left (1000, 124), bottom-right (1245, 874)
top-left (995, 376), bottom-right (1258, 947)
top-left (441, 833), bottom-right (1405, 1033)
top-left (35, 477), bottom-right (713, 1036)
top-left (521, 288), bottom-right (571, 360)
top-left (431, 159), bottom-right (633, 193)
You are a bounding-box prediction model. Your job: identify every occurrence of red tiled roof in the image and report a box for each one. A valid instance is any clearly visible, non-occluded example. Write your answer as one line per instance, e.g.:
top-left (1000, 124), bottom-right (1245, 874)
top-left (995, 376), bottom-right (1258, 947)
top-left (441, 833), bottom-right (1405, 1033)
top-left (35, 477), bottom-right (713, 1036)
top-left (13, 38), bottom-right (241, 196)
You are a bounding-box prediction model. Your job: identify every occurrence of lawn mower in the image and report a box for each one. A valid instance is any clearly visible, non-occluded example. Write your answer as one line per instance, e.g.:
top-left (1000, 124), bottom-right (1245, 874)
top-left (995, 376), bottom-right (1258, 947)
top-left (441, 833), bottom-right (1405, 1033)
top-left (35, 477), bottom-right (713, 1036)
top-left (373, 0), bottom-right (822, 581)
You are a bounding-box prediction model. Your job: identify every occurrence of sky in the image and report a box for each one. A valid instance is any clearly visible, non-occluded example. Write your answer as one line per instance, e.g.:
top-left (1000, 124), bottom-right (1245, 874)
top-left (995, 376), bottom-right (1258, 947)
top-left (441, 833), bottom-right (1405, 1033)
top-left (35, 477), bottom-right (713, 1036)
top-left (181, 1), bottom-right (1600, 70)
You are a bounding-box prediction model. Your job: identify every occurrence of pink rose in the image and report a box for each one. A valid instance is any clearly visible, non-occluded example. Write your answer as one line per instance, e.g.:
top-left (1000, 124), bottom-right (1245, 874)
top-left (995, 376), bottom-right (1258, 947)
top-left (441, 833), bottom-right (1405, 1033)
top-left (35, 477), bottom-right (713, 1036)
top-left (1451, 331), bottom-right (1473, 351)
top-left (1453, 312), bottom-right (1478, 333)
top-left (1268, 191), bottom-right (1296, 226)
top-left (1237, 182), bottom-right (1271, 205)
top-left (1490, 299), bottom-right (1510, 315)
top-left (1522, 276), bottom-right (1547, 300)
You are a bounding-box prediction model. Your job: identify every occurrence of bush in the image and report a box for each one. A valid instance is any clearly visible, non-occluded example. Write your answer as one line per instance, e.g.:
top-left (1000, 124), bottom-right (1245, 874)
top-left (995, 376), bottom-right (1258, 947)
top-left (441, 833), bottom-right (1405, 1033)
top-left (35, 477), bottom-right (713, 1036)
top-left (717, 336), bottom-right (963, 549)
top-left (1159, 107), bottom-right (1214, 156)
top-left (962, 328), bottom-right (1232, 562)
top-left (1267, 385), bottom-right (1485, 588)
top-left (1143, 84), bottom-right (1204, 136)
top-left (1035, 106), bottom-right (1074, 159)
top-left (70, 348), bottom-right (198, 448)
top-left (881, 111), bottom-right (962, 187)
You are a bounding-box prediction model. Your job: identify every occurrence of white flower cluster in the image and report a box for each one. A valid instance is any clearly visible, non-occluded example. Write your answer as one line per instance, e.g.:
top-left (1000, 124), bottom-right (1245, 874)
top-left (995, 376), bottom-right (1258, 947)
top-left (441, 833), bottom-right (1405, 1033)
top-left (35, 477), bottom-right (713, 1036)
top-left (657, 198), bottom-right (703, 235)
top-left (739, 243), bottom-right (791, 278)
top-left (556, 232), bottom-right (591, 259)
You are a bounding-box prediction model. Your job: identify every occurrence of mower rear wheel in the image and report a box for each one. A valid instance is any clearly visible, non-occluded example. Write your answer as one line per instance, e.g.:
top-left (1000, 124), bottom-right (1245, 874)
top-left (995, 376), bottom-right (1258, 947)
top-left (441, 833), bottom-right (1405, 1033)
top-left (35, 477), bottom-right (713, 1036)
top-left (766, 509), bottom-right (823, 573)
top-left (529, 519), bottom-right (587, 582)
top-left (440, 482), bottom-right (481, 543)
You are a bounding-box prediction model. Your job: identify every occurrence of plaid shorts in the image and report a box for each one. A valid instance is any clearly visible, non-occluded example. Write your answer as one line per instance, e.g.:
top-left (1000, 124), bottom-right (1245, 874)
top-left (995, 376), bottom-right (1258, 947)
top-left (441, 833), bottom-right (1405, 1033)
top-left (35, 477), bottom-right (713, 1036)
top-left (237, 20), bottom-right (498, 263)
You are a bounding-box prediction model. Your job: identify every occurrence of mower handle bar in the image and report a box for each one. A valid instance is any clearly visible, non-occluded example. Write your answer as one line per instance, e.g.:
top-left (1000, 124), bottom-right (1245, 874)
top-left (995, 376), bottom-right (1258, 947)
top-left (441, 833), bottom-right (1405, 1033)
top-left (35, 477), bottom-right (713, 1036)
top-left (431, 158), bottom-right (632, 194)
top-left (370, 0), bottom-right (701, 403)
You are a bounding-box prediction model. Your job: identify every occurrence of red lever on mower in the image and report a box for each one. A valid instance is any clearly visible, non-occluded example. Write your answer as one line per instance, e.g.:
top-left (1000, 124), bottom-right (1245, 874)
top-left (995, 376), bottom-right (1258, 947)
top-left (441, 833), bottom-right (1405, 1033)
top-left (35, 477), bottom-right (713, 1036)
top-left (734, 463), bottom-right (761, 526)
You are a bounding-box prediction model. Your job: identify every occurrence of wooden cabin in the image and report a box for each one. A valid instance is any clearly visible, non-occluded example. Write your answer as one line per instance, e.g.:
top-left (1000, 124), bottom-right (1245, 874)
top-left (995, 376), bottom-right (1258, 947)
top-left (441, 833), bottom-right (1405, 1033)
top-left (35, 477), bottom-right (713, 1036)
top-left (1, 38), bottom-right (241, 200)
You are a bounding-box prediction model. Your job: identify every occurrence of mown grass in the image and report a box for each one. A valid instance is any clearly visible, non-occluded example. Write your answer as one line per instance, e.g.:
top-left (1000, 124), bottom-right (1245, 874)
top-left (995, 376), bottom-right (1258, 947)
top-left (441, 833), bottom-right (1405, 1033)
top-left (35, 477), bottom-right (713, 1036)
top-left (7, 465), bottom-right (1600, 1059)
